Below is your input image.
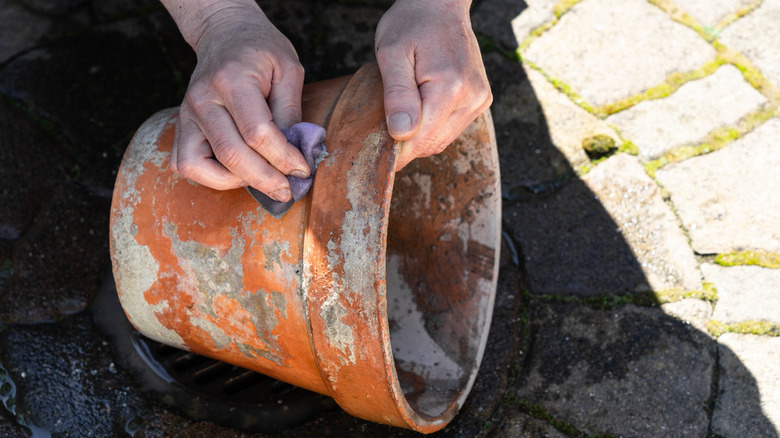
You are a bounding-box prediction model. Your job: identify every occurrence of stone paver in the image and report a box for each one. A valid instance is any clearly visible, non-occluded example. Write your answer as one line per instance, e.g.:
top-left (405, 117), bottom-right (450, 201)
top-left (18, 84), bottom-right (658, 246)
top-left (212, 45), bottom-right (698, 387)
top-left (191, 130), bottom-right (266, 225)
top-left (2, 0), bottom-right (780, 435)
top-left (584, 154), bottom-right (702, 292)
top-left (656, 118), bottom-right (780, 254)
top-left (525, 67), bottom-right (613, 171)
top-left (713, 334), bottom-right (780, 437)
top-left (522, 0), bottom-right (716, 107)
top-left (607, 65), bottom-right (767, 159)
top-left (0, 99), bottom-right (74, 240)
top-left (473, 0), bottom-right (556, 49)
top-left (514, 302), bottom-right (714, 438)
top-left (675, 0), bottom-right (756, 28)
top-left (661, 298), bottom-right (713, 334)
top-left (720, 0), bottom-right (780, 89)
top-left (703, 264), bottom-right (780, 324)
top-left (483, 52), bottom-right (578, 193)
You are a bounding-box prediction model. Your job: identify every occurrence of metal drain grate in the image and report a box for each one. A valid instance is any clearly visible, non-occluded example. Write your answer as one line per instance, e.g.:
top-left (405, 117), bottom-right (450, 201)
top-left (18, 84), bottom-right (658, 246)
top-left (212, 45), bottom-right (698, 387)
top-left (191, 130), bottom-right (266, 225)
top-left (127, 331), bottom-right (336, 433)
top-left (136, 334), bottom-right (309, 405)
top-left (93, 272), bottom-right (335, 433)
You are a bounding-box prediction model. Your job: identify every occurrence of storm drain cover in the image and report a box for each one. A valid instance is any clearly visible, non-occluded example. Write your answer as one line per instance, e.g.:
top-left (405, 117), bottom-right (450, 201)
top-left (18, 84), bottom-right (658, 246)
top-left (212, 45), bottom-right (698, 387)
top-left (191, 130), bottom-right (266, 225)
top-left (93, 273), bottom-right (335, 433)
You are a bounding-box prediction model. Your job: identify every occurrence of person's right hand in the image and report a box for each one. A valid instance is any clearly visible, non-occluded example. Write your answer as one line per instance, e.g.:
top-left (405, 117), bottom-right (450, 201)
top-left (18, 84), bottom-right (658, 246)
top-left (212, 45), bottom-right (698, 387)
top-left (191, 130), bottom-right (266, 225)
top-left (163, 0), bottom-right (310, 202)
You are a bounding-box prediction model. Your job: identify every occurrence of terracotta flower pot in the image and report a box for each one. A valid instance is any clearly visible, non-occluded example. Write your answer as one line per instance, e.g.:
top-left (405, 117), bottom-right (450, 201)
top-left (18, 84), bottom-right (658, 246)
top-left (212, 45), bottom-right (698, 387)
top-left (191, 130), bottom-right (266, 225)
top-left (109, 63), bottom-right (501, 433)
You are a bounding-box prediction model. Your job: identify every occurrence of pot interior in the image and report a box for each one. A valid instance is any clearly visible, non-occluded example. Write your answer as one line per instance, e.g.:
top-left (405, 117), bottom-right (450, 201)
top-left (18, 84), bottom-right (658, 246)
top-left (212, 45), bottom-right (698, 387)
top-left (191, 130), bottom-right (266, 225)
top-left (385, 114), bottom-right (499, 419)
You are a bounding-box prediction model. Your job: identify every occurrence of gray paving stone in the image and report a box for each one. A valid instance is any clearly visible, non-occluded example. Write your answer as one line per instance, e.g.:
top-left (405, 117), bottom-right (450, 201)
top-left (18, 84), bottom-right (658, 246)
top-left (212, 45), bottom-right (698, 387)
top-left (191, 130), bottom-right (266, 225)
top-left (0, 0), bottom-right (89, 64)
top-left (655, 118), bottom-right (780, 254)
top-left (0, 98), bottom-right (74, 240)
top-left (526, 67), bottom-right (612, 171)
top-left (0, 19), bottom-right (183, 192)
top-left (0, 185), bottom-right (109, 324)
top-left (483, 52), bottom-right (577, 194)
top-left (0, 314), bottom-right (146, 436)
top-left (712, 334), bottom-right (780, 437)
top-left (491, 407), bottom-right (568, 438)
top-left (674, 0), bottom-right (755, 27)
top-left (0, 0), bottom-right (50, 63)
top-left (504, 176), bottom-right (648, 297)
top-left (704, 264), bottom-right (780, 324)
top-left (720, 0), bottom-right (780, 89)
top-left (514, 302), bottom-right (715, 437)
top-left (585, 154), bottom-right (702, 292)
top-left (522, 0), bottom-right (716, 107)
top-left (661, 298), bottom-right (713, 334)
top-left (473, 0), bottom-right (555, 49)
top-left (606, 65), bottom-right (766, 159)
top-left (321, 5), bottom-right (384, 75)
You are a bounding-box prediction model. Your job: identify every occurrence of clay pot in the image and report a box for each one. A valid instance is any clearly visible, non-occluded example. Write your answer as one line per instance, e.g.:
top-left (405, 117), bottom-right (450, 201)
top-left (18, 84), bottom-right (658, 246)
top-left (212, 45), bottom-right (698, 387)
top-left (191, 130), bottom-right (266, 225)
top-left (110, 64), bottom-right (501, 433)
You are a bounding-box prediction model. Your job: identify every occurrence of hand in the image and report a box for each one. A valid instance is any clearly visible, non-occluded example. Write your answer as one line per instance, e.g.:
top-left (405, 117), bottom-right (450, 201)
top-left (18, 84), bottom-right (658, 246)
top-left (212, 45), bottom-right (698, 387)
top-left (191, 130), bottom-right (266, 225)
top-left (374, 0), bottom-right (492, 170)
top-left (162, 0), bottom-right (310, 201)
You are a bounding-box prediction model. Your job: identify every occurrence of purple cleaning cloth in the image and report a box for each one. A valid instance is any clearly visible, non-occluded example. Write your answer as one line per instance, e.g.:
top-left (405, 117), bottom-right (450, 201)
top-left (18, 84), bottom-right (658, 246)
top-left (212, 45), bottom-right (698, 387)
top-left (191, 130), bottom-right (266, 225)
top-left (246, 122), bottom-right (327, 218)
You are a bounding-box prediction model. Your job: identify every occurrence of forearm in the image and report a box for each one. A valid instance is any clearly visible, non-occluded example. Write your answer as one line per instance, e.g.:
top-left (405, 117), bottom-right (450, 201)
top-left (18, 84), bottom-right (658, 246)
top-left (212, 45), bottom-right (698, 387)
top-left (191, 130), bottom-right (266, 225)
top-left (160, 0), bottom-right (264, 50)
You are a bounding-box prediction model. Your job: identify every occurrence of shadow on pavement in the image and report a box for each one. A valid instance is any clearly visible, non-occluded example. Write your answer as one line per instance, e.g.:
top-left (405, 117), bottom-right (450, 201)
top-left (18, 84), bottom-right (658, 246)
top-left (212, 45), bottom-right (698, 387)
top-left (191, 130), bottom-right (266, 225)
top-left (0, 0), bottom-right (776, 437)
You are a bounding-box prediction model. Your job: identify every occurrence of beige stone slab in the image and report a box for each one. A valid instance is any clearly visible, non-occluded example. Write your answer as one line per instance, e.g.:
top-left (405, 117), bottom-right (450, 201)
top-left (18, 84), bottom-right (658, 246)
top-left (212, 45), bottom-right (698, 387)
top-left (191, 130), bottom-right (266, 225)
top-left (656, 118), bottom-right (780, 254)
top-left (720, 0), bottom-right (780, 89)
top-left (522, 0), bottom-right (715, 107)
top-left (713, 334), bottom-right (780, 436)
top-left (606, 65), bottom-right (766, 160)
top-left (674, 0), bottom-right (755, 27)
top-left (704, 264), bottom-right (780, 324)
top-left (584, 154), bottom-right (702, 292)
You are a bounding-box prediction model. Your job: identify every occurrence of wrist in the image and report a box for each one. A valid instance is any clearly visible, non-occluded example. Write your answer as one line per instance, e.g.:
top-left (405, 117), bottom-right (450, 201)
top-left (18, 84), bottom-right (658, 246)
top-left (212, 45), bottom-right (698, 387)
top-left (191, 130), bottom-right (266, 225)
top-left (161, 0), bottom-right (264, 50)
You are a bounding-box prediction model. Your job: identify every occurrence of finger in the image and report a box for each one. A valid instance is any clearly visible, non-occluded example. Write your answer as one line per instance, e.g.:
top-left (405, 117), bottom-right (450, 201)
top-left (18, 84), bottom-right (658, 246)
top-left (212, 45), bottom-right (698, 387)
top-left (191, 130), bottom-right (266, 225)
top-left (267, 60), bottom-right (304, 130)
top-left (196, 103), bottom-right (293, 201)
top-left (173, 111), bottom-right (246, 190)
top-left (221, 80), bottom-right (310, 179)
top-left (376, 46), bottom-right (422, 141)
top-left (394, 80), bottom-right (454, 169)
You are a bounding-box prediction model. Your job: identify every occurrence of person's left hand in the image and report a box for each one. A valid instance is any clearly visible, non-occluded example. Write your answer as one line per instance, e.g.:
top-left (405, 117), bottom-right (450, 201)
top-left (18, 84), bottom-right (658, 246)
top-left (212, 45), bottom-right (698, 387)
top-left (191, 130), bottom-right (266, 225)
top-left (374, 0), bottom-right (492, 170)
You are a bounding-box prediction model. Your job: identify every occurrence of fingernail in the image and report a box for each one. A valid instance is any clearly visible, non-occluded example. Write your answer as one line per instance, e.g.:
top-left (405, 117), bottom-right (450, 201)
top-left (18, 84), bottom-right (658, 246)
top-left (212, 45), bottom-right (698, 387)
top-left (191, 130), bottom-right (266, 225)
top-left (389, 112), bottom-right (412, 136)
top-left (271, 188), bottom-right (291, 202)
top-left (290, 169), bottom-right (309, 179)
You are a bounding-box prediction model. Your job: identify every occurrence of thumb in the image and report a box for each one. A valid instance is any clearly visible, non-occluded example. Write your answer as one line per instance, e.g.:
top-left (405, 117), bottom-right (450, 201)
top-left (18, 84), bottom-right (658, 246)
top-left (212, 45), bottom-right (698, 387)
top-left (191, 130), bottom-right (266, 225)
top-left (377, 53), bottom-right (422, 141)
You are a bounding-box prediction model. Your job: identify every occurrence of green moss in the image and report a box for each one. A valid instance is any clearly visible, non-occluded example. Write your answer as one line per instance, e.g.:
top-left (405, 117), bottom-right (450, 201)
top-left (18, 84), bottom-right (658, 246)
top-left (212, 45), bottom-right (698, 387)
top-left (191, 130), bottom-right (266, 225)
top-left (707, 320), bottom-right (780, 338)
top-left (522, 61), bottom-right (597, 115)
top-left (553, 0), bottom-right (582, 18)
top-left (530, 291), bottom-right (658, 308)
top-left (582, 134), bottom-right (617, 159)
top-left (643, 106), bottom-right (778, 176)
top-left (647, 0), bottom-right (708, 40)
top-left (505, 396), bottom-right (586, 436)
top-left (715, 0), bottom-right (764, 39)
top-left (597, 59), bottom-right (724, 116)
top-left (715, 251), bottom-right (780, 269)
top-left (654, 282), bottom-right (718, 304)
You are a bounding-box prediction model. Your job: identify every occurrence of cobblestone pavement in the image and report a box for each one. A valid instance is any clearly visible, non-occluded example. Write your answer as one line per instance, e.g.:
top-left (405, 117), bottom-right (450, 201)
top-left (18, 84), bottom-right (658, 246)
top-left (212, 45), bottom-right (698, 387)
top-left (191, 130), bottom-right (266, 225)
top-left (1, 0), bottom-right (779, 436)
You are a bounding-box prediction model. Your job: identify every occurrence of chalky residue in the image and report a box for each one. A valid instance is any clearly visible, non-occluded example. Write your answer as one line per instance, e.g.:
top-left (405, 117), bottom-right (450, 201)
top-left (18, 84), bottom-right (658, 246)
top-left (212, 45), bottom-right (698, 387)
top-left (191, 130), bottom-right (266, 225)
top-left (112, 109), bottom-right (184, 348)
top-left (319, 129), bottom-right (389, 366)
top-left (162, 221), bottom-right (285, 364)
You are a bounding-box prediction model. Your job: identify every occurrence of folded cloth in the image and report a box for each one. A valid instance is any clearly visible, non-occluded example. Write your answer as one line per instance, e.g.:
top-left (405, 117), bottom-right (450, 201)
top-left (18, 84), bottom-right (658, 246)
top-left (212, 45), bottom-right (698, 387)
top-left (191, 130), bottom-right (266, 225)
top-left (246, 122), bottom-right (327, 218)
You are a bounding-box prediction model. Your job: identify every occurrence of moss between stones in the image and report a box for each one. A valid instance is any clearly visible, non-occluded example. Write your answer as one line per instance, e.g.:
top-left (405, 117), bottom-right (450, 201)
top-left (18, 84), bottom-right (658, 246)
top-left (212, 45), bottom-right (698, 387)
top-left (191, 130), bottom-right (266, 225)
top-left (505, 395), bottom-right (618, 437)
top-left (715, 251), bottom-right (780, 269)
top-left (715, 0), bottom-right (765, 39)
top-left (654, 282), bottom-right (718, 304)
top-left (553, 0), bottom-right (582, 18)
top-left (646, 0), bottom-right (708, 40)
top-left (644, 106), bottom-right (778, 177)
top-left (707, 320), bottom-right (780, 338)
top-left (596, 58), bottom-right (724, 117)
